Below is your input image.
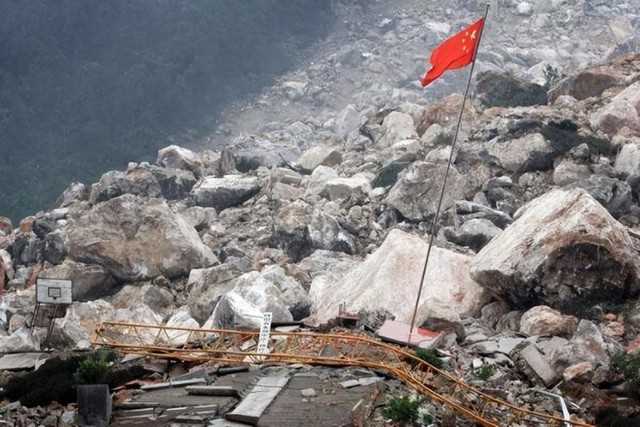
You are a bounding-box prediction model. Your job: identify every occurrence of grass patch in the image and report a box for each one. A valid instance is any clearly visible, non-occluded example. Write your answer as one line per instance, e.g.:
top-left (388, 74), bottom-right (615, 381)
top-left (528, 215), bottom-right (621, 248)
top-left (611, 351), bottom-right (640, 394)
top-left (415, 348), bottom-right (443, 369)
top-left (474, 364), bottom-right (496, 381)
top-left (382, 395), bottom-right (421, 426)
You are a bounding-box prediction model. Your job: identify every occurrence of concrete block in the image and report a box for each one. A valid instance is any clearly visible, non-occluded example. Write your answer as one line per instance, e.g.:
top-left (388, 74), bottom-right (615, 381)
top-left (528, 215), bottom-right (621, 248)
top-left (518, 344), bottom-right (560, 387)
top-left (140, 377), bottom-right (206, 391)
top-left (226, 376), bottom-right (289, 425)
top-left (77, 384), bottom-right (112, 427)
top-left (186, 385), bottom-right (238, 397)
top-left (0, 353), bottom-right (49, 371)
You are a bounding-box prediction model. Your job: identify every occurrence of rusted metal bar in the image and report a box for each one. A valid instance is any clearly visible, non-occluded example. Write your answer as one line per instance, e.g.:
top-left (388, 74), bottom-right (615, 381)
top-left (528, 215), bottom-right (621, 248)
top-left (92, 322), bottom-right (593, 427)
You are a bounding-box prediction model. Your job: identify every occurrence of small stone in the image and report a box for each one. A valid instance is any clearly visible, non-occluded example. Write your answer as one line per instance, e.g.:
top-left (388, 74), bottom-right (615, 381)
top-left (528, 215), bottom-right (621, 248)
top-left (563, 362), bottom-right (594, 383)
top-left (301, 388), bottom-right (317, 398)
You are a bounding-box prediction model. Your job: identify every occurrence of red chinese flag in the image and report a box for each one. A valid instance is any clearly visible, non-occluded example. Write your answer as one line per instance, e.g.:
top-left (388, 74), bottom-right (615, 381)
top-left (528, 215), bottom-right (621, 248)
top-left (420, 18), bottom-right (485, 87)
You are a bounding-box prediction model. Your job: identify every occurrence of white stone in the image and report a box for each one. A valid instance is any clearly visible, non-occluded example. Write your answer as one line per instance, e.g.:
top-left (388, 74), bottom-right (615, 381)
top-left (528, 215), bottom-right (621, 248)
top-left (309, 229), bottom-right (489, 325)
top-left (614, 143), bottom-right (640, 176)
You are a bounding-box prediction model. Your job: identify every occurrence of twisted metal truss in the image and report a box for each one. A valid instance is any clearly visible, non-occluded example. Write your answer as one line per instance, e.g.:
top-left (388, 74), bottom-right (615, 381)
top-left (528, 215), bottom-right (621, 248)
top-left (92, 321), bottom-right (593, 427)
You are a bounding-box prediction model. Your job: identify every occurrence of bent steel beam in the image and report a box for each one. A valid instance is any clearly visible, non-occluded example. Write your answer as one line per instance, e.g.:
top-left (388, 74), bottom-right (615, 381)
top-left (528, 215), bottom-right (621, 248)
top-left (92, 321), bottom-right (593, 427)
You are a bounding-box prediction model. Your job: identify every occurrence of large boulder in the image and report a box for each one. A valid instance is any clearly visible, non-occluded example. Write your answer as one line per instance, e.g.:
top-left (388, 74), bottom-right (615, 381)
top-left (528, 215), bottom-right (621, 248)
top-left (65, 194), bottom-right (217, 281)
top-left (470, 188), bottom-right (640, 314)
top-left (295, 146), bottom-right (342, 174)
top-left (191, 175), bottom-right (260, 210)
top-left (476, 71), bottom-right (547, 108)
top-left (614, 142), bottom-right (640, 177)
top-left (231, 265), bottom-right (309, 321)
top-left (157, 145), bottom-right (204, 176)
top-left (90, 165), bottom-right (196, 203)
top-left (109, 283), bottom-right (175, 319)
top-left (379, 112), bottom-right (417, 147)
top-left (385, 161), bottom-right (466, 221)
top-left (309, 229), bottom-right (489, 325)
top-left (164, 307), bottom-right (200, 345)
top-left (485, 133), bottom-right (556, 173)
top-left (187, 264), bottom-right (245, 324)
top-left (41, 260), bottom-right (117, 301)
top-left (591, 81), bottom-right (640, 137)
top-left (519, 306), bottom-right (578, 338)
top-left (204, 291), bottom-right (264, 330)
top-left (272, 200), bottom-right (313, 262)
top-left (318, 174), bottom-right (372, 202)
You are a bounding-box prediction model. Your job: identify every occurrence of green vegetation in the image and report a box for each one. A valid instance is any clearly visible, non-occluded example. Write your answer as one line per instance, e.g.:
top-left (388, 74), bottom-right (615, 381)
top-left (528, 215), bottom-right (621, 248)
top-left (611, 351), bottom-right (640, 393)
top-left (0, 1), bottom-right (334, 221)
top-left (382, 396), bottom-right (422, 426)
top-left (474, 364), bottom-right (496, 381)
top-left (415, 348), bottom-right (443, 369)
top-left (74, 349), bottom-right (116, 385)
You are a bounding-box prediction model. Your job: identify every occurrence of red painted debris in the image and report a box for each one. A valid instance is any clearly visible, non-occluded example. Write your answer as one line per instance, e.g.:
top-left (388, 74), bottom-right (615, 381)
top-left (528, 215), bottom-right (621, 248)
top-left (627, 336), bottom-right (640, 354)
top-left (376, 320), bottom-right (443, 348)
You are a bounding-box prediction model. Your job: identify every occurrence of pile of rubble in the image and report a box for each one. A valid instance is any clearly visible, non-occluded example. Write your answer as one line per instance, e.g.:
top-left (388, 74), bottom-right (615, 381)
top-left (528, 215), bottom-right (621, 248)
top-left (1, 28), bottom-right (640, 427)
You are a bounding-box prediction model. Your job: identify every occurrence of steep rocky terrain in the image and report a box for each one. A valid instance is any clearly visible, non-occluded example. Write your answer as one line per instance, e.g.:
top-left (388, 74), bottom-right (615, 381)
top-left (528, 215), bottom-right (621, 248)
top-left (1, 0), bottom-right (640, 425)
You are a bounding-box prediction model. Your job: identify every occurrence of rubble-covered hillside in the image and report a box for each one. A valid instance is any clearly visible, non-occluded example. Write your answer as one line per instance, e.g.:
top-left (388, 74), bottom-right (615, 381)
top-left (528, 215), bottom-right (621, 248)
top-left (2, 0), bottom-right (640, 425)
top-left (1, 50), bottom-right (640, 424)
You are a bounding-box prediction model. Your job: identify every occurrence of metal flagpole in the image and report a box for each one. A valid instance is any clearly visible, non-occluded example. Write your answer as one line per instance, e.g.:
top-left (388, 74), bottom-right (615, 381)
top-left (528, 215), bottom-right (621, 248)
top-left (408, 4), bottom-right (490, 343)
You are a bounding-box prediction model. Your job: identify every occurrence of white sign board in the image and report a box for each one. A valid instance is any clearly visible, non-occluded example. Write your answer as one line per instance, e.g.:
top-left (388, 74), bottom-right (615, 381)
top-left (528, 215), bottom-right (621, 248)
top-left (36, 278), bottom-right (72, 304)
top-left (257, 312), bottom-right (272, 355)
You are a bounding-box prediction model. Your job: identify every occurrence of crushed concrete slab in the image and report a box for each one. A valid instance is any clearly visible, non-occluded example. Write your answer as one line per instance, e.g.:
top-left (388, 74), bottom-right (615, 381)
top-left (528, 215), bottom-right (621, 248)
top-left (376, 320), bottom-right (443, 348)
top-left (340, 377), bottom-right (383, 389)
top-left (186, 386), bottom-right (238, 397)
top-left (0, 353), bottom-right (49, 371)
top-left (209, 419), bottom-right (249, 427)
top-left (217, 366), bottom-right (249, 376)
top-left (226, 376), bottom-right (289, 425)
top-left (141, 377), bottom-right (206, 391)
top-left (514, 344), bottom-right (560, 387)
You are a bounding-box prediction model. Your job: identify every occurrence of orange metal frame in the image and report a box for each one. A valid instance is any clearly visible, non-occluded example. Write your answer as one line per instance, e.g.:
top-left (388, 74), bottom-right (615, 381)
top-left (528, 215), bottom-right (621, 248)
top-left (92, 321), bottom-right (593, 427)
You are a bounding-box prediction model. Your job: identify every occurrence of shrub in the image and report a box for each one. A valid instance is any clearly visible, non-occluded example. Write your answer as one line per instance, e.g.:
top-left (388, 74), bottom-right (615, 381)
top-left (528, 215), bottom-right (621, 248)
top-left (415, 348), bottom-right (443, 369)
top-left (611, 351), bottom-right (640, 394)
top-left (382, 396), bottom-right (421, 426)
top-left (74, 349), bottom-right (114, 385)
top-left (474, 364), bottom-right (496, 381)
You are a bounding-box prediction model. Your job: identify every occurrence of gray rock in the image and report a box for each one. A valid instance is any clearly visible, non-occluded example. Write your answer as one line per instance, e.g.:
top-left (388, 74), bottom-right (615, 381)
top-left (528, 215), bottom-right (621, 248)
top-left (41, 260), bottom-right (117, 301)
top-left (476, 71), bottom-right (547, 108)
top-left (471, 188), bottom-right (640, 314)
top-left (43, 230), bottom-right (66, 265)
top-left (336, 104), bottom-right (362, 140)
top-left (272, 200), bottom-right (313, 262)
top-left (157, 145), bottom-right (204, 177)
top-left (519, 306), bottom-right (578, 338)
top-left (570, 174), bottom-right (633, 217)
top-left (318, 174), bottom-right (372, 202)
top-left (444, 218), bottom-right (501, 251)
top-left (231, 265), bottom-right (310, 321)
top-left (386, 161), bottom-right (466, 221)
top-left (480, 301), bottom-right (510, 329)
top-left (187, 264), bottom-right (245, 323)
top-left (485, 133), bottom-right (555, 173)
top-left (191, 175), bottom-right (261, 210)
top-left (109, 283), bottom-right (175, 318)
top-left (614, 143), bottom-right (640, 177)
top-left (66, 194), bottom-right (218, 281)
top-left (56, 182), bottom-right (89, 208)
top-left (512, 343), bottom-right (560, 387)
top-left (0, 328), bottom-right (40, 353)
top-left (591, 81), bottom-right (640, 137)
top-left (455, 201), bottom-right (513, 228)
top-left (553, 159), bottom-right (591, 186)
top-left (378, 112), bottom-right (417, 147)
top-left (309, 209), bottom-right (356, 255)
top-left (296, 146), bottom-right (343, 174)
top-left (309, 229), bottom-right (489, 326)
